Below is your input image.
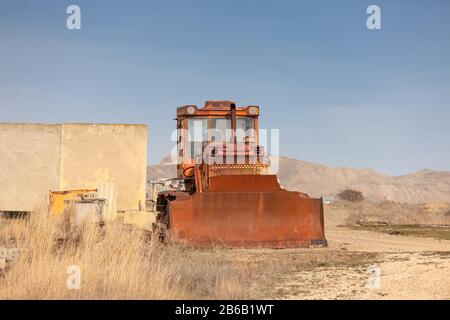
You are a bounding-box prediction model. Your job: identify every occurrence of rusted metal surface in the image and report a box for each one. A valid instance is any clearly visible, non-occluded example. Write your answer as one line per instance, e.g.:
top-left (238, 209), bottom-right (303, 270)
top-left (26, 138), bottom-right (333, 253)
top-left (165, 174), bottom-right (326, 248)
top-left (178, 100), bottom-right (259, 115)
top-left (207, 175), bottom-right (282, 192)
top-left (168, 189), bottom-right (326, 248)
top-left (208, 164), bottom-right (269, 177)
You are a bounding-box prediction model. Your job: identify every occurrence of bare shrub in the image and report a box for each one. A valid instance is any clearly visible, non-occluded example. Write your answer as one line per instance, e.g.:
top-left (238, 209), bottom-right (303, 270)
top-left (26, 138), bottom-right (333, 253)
top-left (337, 188), bottom-right (364, 202)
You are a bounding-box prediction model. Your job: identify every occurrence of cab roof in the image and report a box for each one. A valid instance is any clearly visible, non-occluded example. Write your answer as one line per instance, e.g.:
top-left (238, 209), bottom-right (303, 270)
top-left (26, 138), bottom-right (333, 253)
top-left (177, 100), bottom-right (259, 117)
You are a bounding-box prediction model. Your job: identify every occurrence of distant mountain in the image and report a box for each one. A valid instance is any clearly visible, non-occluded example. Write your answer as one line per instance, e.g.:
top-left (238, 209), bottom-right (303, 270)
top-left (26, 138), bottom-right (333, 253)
top-left (147, 155), bottom-right (176, 181)
top-left (147, 156), bottom-right (450, 204)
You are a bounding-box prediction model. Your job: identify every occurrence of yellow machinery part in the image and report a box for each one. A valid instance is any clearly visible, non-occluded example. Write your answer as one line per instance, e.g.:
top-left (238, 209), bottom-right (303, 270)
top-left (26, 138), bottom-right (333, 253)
top-left (49, 189), bottom-right (97, 216)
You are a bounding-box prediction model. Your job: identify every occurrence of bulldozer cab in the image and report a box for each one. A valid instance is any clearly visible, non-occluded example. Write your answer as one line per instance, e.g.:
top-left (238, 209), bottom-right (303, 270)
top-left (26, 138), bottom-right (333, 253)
top-left (176, 100), bottom-right (262, 179)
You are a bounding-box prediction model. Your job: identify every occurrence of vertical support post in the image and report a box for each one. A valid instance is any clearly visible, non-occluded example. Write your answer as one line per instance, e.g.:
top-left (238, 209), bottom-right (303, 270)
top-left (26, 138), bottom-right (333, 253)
top-left (194, 165), bottom-right (203, 193)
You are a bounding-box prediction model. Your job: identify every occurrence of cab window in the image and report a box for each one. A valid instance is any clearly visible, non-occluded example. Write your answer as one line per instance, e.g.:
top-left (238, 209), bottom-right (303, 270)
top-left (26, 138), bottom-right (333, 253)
top-left (236, 117), bottom-right (255, 143)
top-left (186, 117), bottom-right (207, 159)
top-left (210, 118), bottom-right (231, 143)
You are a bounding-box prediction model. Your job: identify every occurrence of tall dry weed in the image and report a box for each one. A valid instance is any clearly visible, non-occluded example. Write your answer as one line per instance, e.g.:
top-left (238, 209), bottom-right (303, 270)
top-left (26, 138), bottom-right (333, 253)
top-left (0, 207), bottom-right (260, 299)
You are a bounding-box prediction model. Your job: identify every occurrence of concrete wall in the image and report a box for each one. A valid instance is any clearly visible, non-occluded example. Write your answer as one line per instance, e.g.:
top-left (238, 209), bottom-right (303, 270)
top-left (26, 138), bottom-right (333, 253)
top-left (0, 124), bottom-right (61, 211)
top-left (0, 123), bottom-right (147, 213)
top-left (60, 124), bottom-right (147, 212)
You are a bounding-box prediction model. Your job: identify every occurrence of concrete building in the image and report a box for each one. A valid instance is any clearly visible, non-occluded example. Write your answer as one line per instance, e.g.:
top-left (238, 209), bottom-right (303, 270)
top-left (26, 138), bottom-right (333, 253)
top-left (0, 123), bottom-right (147, 215)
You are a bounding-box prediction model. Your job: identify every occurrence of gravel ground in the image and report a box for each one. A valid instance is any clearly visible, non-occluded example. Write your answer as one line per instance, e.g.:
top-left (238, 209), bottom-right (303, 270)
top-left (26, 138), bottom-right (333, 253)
top-left (261, 206), bottom-right (450, 300)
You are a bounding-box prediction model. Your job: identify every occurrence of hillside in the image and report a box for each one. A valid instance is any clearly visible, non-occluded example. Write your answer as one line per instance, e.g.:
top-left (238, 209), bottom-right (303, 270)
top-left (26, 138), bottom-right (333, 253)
top-left (147, 156), bottom-right (450, 204)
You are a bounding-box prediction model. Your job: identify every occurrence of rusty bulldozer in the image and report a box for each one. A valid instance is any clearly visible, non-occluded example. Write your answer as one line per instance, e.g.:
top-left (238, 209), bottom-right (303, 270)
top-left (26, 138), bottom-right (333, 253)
top-left (155, 100), bottom-right (327, 248)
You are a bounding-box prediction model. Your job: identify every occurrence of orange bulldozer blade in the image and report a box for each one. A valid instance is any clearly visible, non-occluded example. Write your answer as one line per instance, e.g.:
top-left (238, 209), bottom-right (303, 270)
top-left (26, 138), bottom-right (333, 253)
top-left (166, 175), bottom-right (327, 248)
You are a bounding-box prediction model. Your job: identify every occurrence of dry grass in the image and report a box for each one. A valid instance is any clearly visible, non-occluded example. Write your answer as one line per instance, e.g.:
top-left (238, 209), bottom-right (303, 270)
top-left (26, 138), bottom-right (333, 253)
top-left (0, 207), bottom-right (383, 300)
top-left (0, 206), bottom-right (267, 299)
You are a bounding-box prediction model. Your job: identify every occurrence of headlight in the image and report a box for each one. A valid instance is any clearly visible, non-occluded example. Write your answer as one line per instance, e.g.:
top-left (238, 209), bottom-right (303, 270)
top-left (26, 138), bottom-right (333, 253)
top-left (187, 106), bottom-right (196, 114)
top-left (248, 106), bottom-right (258, 115)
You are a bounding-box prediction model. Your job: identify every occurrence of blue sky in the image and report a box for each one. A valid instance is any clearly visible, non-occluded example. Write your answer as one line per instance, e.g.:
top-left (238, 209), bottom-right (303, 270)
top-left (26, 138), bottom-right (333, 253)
top-left (1, 0), bottom-right (449, 175)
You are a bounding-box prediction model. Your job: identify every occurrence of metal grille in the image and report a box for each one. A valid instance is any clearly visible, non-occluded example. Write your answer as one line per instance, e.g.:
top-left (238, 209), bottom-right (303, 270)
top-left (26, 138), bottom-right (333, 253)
top-left (209, 164), bottom-right (269, 177)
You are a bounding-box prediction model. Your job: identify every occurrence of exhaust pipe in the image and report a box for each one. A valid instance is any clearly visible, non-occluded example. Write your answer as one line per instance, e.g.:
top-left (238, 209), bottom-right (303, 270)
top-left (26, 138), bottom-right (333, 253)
top-left (230, 103), bottom-right (237, 163)
top-left (230, 103), bottom-right (237, 144)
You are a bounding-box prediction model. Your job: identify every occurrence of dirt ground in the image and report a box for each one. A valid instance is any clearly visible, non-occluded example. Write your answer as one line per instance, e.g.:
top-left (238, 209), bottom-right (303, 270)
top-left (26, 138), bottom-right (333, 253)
top-left (253, 206), bottom-right (450, 300)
